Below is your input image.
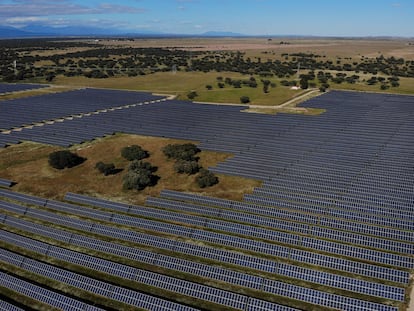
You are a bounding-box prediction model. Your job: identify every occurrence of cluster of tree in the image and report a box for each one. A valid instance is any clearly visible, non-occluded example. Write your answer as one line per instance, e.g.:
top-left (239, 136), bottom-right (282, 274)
top-left (123, 160), bottom-right (158, 190)
top-left (2, 39), bottom-right (412, 86)
top-left (215, 76), bottom-right (275, 95)
top-left (162, 143), bottom-right (219, 188)
top-left (95, 162), bottom-right (118, 176)
top-left (48, 150), bottom-right (86, 169)
top-left (121, 145), bottom-right (149, 161)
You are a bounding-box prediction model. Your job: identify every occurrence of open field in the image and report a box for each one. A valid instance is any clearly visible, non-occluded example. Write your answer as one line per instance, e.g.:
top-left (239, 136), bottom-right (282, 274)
top-left (92, 37), bottom-right (414, 59)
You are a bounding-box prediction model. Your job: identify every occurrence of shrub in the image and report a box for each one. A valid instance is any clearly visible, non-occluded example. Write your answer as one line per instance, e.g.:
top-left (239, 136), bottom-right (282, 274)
top-left (123, 160), bottom-right (158, 190)
top-left (162, 143), bottom-right (200, 161)
top-left (240, 96), bottom-right (250, 104)
top-left (187, 91), bottom-right (198, 100)
top-left (205, 85), bottom-right (213, 90)
top-left (95, 161), bottom-right (116, 176)
top-left (174, 160), bottom-right (200, 175)
top-left (48, 150), bottom-right (85, 169)
top-left (196, 169), bottom-right (219, 188)
top-left (121, 145), bottom-right (149, 161)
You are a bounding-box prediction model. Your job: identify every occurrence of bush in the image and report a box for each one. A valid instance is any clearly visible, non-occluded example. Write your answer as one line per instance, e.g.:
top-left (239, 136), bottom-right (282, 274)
top-left (196, 169), bottom-right (219, 188)
top-left (121, 145), bottom-right (149, 161)
top-left (187, 91), bottom-right (198, 100)
top-left (48, 150), bottom-right (85, 169)
top-left (240, 96), bottom-right (250, 104)
top-left (123, 160), bottom-right (158, 190)
top-left (95, 161), bottom-right (116, 176)
top-left (174, 160), bottom-right (200, 175)
top-left (162, 143), bottom-right (200, 161)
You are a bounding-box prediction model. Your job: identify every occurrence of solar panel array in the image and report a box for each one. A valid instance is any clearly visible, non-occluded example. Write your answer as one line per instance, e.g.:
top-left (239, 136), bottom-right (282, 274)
top-left (0, 187), bottom-right (408, 310)
top-left (1, 90), bottom-right (413, 310)
top-left (0, 83), bottom-right (47, 94)
top-left (0, 178), bottom-right (14, 188)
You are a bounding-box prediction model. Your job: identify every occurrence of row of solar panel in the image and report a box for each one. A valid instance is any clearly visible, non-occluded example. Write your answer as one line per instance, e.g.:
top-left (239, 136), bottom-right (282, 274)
top-left (0, 199), bottom-right (403, 306)
top-left (0, 222), bottom-right (401, 310)
top-left (251, 188), bottom-right (414, 220)
top-left (259, 180), bottom-right (413, 206)
top-left (0, 88), bottom-right (165, 130)
top-left (243, 194), bottom-right (414, 232)
top-left (159, 189), bottom-right (413, 245)
top-left (2, 193), bottom-right (409, 292)
top-left (0, 178), bottom-right (13, 188)
top-left (61, 193), bottom-right (410, 283)
top-left (161, 190), bottom-right (410, 282)
top-left (60, 191), bottom-right (414, 268)
top-left (0, 247), bottom-right (199, 311)
top-left (0, 272), bottom-right (103, 311)
top-left (0, 83), bottom-right (48, 94)
top-left (143, 197), bottom-right (413, 255)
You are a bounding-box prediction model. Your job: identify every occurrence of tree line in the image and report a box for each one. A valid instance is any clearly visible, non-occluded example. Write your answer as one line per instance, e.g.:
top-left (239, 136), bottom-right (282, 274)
top-left (1, 38), bottom-right (413, 83)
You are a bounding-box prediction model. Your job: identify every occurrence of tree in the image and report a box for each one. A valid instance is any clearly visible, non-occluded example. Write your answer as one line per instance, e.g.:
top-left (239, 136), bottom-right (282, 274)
top-left (300, 77), bottom-right (309, 89)
top-left (123, 160), bottom-right (158, 190)
top-left (187, 91), bottom-right (198, 100)
top-left (121, 145), bottom-right (149, 161)
top-left (95, 161), bottom-right (116, 176)
top-left (174, 160), bottom-right (200, 175)
top-left (162, 143), bottom-right (200, 161)
top-left (240, 96), bottom-right (250, 104)
top-left (196, 169), bottom-right (219, 188)
top-left (48, 150), bottom-right (86, 170)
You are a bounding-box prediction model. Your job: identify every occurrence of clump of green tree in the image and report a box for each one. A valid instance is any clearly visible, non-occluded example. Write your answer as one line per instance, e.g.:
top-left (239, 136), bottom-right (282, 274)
top-left (240, 96), bottom-right (250, 104)
top-left (187, 91), bottom-right (198, 100)
top-left (163, 143), bottom-right (219, 187)
top-left (48, 150), bottom-right (86, 169)
top-left (174, 160), bottom-right (200, 175)
top-left (163, 143), bottom-right (201, 175)
top-left (196, 168), bottom-right (219, 188)
top-left (95, 161), bottom-right (118, 176)
top-left (162, 143), bottom-right (200, 161)
top-left (123, 160), bottom-right (158, 190)
top-left (121, 145), bottom-right (149, 161)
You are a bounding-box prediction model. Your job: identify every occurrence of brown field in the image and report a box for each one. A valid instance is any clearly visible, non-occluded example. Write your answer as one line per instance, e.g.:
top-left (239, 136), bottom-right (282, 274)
top-left (0, 134), bottom-right (261, 205)
top-left (93, 37), bottom-right (414, 59)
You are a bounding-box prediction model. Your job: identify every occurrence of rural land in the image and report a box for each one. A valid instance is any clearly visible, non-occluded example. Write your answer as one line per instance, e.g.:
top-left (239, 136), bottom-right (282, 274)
top-left (0, 36), bottom-right (413, 311)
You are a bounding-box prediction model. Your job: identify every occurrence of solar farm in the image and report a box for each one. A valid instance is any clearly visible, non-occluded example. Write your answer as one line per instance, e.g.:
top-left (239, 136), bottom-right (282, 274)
top-left (0, 83), bottom-right (413, 311)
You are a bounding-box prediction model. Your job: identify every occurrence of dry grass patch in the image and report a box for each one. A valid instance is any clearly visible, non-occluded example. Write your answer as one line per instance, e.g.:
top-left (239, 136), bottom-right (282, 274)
top-left (0, 134), bottom-right (260, 205)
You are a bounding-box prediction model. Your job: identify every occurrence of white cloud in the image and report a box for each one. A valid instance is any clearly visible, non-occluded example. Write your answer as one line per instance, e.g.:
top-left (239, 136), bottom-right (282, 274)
top-left (0, 0), bottom-right (145, 18)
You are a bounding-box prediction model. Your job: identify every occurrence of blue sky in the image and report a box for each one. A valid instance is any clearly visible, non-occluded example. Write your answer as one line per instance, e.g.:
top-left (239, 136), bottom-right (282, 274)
top-left (1, 0), bottom-right (413, 36)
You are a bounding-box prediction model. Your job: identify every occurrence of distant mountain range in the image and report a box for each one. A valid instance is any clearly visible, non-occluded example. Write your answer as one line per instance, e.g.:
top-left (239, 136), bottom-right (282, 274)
top-left (0, 25), bottom-right (248, 38)
top-left (0, 25), bottom-right (411, 39)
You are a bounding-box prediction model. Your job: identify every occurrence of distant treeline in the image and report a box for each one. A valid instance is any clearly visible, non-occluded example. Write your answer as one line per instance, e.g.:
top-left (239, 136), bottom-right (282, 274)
top-left (1, 38), bottom-right (413, 83)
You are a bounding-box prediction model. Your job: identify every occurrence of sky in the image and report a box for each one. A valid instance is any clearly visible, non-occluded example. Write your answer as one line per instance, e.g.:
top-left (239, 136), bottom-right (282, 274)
top-left (1, 0), bottom-right (413, 37)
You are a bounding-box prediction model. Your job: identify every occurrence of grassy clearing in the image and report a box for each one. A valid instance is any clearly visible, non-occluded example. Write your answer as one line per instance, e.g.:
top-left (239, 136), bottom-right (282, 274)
top-left (0, 133), bottom-right (260, 204)
top-left (55, 72), bottom-right (306, 106)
